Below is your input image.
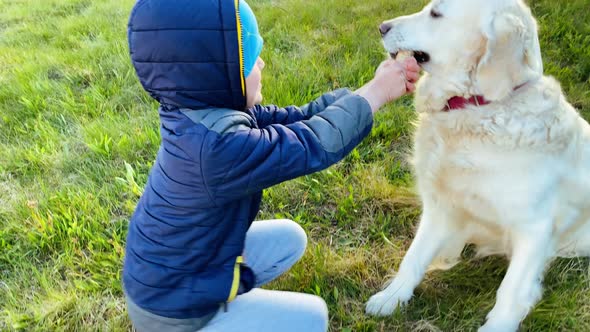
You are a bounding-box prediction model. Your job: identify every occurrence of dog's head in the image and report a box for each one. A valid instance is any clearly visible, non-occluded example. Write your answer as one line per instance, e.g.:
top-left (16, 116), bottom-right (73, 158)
top-left (380, 0), bottom-right (543, 108)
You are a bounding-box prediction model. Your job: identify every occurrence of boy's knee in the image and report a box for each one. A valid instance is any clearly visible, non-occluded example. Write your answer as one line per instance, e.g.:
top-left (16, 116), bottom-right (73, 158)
top-left (303, 295), bottom-right (329, 331)
top-left (275, 219), bottom-right (307, 257)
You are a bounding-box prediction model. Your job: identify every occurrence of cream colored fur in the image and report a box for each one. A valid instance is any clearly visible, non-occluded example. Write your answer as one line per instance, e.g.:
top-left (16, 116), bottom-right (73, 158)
top-left (365, 0), bottom-right (590, 331)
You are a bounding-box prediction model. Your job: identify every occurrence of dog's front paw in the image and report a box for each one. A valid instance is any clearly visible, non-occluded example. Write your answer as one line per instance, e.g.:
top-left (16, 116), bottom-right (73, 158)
top-left (365, 287), bottom-right (413, 316)
top-left (478, 321), bottom-right (519, 332)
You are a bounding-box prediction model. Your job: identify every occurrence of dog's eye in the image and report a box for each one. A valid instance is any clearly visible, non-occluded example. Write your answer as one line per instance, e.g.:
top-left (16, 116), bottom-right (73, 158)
top-left (430, 10), bottom-right (442, 18)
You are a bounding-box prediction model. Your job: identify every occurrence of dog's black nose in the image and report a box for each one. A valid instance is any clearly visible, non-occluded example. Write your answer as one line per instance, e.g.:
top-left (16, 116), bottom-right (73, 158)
top-left (379, 23), bottom-right (392, 36)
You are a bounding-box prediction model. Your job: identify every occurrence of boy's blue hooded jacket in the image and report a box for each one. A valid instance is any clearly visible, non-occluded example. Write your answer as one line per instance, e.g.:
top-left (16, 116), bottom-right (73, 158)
top-left (124, 0), bottom-right (374, 320)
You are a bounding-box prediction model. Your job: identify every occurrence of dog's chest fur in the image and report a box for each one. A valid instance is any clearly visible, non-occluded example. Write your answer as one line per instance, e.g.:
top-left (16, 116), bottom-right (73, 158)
top-left (411, 77), bottom-right (590, 243)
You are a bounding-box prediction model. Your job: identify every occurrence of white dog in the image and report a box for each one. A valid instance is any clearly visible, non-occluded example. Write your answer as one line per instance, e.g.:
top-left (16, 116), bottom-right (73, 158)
top-left (365, 0), bottom-right (590, 331)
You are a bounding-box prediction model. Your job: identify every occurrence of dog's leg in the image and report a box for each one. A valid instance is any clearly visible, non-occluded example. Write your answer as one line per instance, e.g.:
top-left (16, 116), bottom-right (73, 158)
top-left (428, 235), bottom-right (467, 271)
top-left (366, 203), bottom-right (455, 316)
top-left (570, 217), bottom-right (590, 257)
top-left (479, 222), bottom-right (554, 332)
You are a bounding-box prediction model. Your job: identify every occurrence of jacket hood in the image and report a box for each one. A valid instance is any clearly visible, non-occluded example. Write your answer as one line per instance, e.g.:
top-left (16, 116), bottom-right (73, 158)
top-left (128, 0), bottom-right (247, 110)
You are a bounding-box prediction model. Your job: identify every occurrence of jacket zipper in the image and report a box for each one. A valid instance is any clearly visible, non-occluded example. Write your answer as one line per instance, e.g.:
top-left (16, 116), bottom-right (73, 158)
top-left (225, 255), bottom-right (244, 312)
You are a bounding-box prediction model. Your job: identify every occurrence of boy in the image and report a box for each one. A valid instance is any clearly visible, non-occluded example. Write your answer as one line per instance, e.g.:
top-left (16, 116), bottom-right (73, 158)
top-left (123, 0), bottom-right (420, 331)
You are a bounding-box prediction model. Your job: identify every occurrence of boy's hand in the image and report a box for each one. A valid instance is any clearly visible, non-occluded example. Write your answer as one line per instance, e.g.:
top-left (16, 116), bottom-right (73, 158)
top-left (356, 57), bottom-right (421, 113)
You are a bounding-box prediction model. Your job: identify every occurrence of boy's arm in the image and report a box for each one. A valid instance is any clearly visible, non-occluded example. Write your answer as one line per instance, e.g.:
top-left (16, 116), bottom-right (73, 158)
top-left (201, 93), bottom-right (373, 204)
top-left (248, 88), bottom-right (354, 127)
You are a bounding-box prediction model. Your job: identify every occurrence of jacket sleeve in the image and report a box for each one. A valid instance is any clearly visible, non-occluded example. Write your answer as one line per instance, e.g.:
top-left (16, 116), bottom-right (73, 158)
top-left (201, 93), bottom-right (373, 204)
top-left (247, 88), bottom-right (355, 128)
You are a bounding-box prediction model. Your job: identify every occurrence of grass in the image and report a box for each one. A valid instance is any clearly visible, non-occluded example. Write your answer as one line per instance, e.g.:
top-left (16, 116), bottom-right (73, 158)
top-left (0, 0), bottom-right (589, 330)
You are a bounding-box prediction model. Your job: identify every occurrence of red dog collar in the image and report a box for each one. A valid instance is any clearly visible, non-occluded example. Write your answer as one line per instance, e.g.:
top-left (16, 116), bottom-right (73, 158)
top-left (444, 95), bottom-right (490, 111)
top-left (443, 82), bottom-right (530, 112)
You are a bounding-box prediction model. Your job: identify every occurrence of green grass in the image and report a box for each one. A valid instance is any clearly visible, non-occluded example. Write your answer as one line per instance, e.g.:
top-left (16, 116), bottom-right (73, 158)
top-left (0, 0), bottom-right (589, 330)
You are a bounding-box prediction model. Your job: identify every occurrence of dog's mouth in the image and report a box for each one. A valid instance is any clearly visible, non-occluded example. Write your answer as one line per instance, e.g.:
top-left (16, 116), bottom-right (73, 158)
top-left (390, 50), bottom-right (430, 64)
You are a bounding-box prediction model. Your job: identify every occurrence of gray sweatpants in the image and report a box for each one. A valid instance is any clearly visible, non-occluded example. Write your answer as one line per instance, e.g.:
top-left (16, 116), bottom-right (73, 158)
top-left (126, 219), bottom-right (329, 332)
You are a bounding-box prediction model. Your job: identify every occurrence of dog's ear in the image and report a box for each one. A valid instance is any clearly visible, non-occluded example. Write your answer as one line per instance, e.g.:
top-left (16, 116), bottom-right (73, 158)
top-left (475, 6), bottom-right (543, 101)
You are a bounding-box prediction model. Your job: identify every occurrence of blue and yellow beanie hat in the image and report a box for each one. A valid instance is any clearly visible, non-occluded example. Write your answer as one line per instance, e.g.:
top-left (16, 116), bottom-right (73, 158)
top-left (238, 0), bottom-right (264, 78)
